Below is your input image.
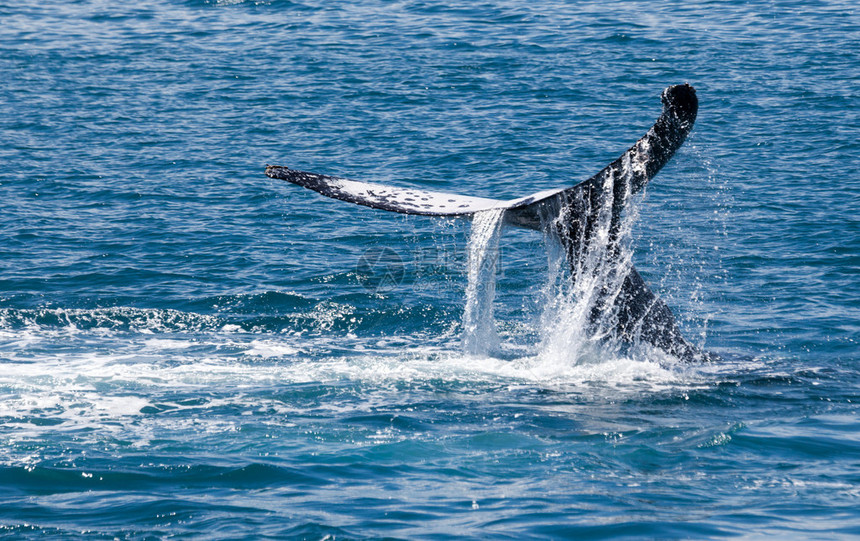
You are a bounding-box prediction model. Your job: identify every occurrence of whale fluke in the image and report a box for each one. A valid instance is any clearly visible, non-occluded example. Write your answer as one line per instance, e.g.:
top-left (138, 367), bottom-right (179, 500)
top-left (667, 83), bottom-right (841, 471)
top-left (266, 84), bottom-right (706, 360)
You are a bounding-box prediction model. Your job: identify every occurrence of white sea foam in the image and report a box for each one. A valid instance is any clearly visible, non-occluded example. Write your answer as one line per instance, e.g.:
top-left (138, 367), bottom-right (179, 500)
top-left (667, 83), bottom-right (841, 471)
top-left (243, 339), bottom-right (300, 358)
top-left (0, 323), bottom-right (713, 465)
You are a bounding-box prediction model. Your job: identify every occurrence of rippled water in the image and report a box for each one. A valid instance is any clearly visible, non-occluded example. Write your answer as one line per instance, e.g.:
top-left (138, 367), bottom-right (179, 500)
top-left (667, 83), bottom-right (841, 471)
top-left (1, 1), bottom-right (858, 538)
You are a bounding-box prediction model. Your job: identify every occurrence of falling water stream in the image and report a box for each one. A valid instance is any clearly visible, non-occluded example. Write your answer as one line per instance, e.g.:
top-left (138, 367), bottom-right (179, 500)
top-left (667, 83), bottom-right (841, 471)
top-left (461, 207), bottom-right (506, 355)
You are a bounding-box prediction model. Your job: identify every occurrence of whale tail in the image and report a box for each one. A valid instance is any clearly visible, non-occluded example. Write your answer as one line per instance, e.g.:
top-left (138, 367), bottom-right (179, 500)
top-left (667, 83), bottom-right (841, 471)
top-left (266, 84), bottom-right (706, 360)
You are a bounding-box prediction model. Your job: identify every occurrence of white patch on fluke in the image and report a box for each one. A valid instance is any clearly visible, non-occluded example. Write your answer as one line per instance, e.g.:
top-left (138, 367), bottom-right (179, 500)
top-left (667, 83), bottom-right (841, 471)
top-left (332, 177), bottom-right (501, 214)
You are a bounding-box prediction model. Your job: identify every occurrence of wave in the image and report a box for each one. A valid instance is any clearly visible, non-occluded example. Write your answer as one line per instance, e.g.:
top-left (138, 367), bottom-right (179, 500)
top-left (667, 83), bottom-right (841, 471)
top-left (0, 297), bottom-right (453, 338)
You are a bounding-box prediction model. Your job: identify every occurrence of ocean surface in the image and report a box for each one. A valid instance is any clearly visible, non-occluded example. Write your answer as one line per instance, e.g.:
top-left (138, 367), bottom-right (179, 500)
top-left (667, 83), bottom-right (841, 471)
top-left (1, 1), bottom-right (858, 538)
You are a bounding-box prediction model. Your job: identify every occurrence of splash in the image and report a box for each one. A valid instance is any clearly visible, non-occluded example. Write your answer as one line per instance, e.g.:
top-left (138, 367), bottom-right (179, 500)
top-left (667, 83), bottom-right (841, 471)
top-left (461, 207), bottom-right (506, 355)
top-left (536, 166), bottom-right (643, 366)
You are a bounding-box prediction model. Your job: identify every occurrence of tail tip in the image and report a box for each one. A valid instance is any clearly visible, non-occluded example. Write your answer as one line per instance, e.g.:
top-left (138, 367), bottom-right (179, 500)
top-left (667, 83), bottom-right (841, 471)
top-left (661, 83), bottom-right (698, 124)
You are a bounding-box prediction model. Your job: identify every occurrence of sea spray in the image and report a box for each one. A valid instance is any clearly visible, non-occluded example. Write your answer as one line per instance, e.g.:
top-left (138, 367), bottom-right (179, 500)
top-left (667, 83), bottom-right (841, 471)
top-left (536, 167), bottom-right (642, 365)
top-left (462, 207), bottom-right (506, 355)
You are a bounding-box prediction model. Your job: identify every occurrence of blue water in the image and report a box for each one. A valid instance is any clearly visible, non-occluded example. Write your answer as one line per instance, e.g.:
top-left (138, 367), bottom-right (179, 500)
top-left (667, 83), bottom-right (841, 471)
top-left (1, 1), bottom-right (858, 538)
